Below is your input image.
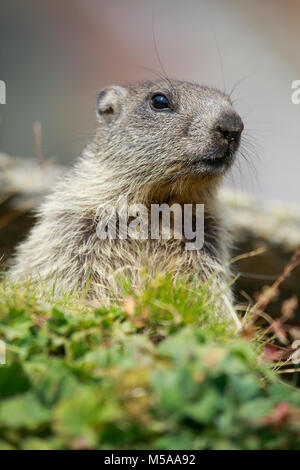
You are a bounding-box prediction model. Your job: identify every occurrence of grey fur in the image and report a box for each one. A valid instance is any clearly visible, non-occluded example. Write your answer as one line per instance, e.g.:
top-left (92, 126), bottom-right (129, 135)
top-left (10, 80), bottom-right (243, 320)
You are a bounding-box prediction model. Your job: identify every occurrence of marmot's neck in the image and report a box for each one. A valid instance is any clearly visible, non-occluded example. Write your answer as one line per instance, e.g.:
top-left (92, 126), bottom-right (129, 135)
top-left (133, 177), bottom-right (222, 207)
top-left (63, 151), bottom-right (222, 214)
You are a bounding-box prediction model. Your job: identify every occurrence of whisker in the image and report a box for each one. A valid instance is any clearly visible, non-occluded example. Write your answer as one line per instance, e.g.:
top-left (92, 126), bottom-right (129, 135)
top-left (229, 73), bottom-right (256, 99)
top-left (151, 12), bottom-right (176, 96)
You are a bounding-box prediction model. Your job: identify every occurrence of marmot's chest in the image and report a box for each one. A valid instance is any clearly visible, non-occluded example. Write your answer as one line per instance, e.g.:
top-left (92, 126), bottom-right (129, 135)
top-left (81, 207), bottom-right (224, 274)
top-left (109, 210), bottom-right (222, 263)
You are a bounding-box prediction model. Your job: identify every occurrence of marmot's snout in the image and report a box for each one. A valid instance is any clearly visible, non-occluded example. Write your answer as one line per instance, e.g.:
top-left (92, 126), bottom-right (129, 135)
top-left (192, 107), bottom-right (243, 176)
top-left (213, 110), bottom-right (244, 160)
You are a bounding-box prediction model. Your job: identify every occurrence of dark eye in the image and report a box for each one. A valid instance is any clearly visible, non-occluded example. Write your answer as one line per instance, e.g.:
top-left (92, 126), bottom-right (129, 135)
top-left (150, 94), bottom-right (170, 110)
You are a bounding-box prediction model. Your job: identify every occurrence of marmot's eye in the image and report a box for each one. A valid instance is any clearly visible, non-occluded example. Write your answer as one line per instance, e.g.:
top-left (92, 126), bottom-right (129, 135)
top-left (150, 94), bottom-right (170, 110)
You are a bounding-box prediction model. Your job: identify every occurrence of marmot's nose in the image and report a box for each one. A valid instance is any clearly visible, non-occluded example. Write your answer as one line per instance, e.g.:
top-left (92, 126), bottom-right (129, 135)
top-left (215, 112), bottom-right (244, 144)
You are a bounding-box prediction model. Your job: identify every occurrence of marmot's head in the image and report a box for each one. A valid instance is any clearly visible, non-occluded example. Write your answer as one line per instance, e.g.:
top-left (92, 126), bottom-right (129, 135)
top-left (95, 80), bottom-right (243, 189)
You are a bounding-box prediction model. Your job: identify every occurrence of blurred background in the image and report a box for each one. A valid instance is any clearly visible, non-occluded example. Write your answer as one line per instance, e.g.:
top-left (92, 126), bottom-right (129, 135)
top-left (0, 0), bottom-right (300, 202)
top-left (0, 0), bottom-right (300, 324)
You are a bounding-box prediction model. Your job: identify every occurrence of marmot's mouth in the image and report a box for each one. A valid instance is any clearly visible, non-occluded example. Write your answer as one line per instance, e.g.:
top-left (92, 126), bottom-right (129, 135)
top-left (202, 158), bottom-right (230, 174)
top-left (192, 148), bottom-right (235, 175)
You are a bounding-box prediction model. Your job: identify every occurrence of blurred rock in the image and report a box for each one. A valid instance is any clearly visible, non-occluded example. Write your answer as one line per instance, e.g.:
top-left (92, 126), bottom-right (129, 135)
top-left (222, 188), bottom-right (300, 251)
top-left (222, 188), bottom-right (300, 322)
top-left (0, 152), bottom-right (65, 210)
top-left (0, 153), bottom-right (66, 262)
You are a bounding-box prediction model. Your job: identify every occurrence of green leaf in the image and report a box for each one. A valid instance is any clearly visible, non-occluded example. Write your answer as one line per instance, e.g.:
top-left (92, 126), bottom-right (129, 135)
top-left (184, 389), bottom-right (221, 424)
top-left (0, 392), bottom-right (51, 429)
top-left (239, 399), bottom-right (273, 420)
top-left (0, 362), bottom-right (31, 398)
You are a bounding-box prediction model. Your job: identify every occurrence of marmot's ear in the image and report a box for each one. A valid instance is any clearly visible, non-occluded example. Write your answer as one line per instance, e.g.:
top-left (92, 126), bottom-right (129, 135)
top-left (97, 86), bottom-right (127, 122)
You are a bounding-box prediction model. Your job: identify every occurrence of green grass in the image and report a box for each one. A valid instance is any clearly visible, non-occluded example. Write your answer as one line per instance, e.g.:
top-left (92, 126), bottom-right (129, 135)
top-left (0, 273), bottom-right (299, 450)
